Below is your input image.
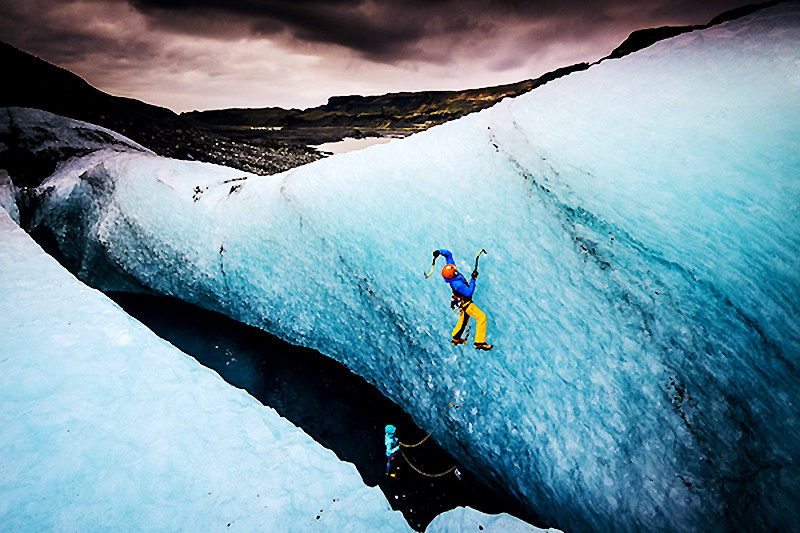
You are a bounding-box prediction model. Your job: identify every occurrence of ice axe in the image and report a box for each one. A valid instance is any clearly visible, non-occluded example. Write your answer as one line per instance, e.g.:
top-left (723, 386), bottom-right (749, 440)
top-left (424, 253), bottom-right (438, 278)
top-left (425, 249), bottom-right (487, 279)
top-left (472, 249), bottom-right (487, 278)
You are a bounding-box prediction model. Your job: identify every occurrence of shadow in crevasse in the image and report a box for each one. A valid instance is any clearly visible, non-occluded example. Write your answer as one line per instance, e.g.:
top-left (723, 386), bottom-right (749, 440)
top-left (107, 292), bottom-right (535, 531)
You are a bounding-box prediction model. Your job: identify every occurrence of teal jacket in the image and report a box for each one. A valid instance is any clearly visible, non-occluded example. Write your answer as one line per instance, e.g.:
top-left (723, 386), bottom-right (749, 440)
top-left (385, 433), bottom-right (399, 458)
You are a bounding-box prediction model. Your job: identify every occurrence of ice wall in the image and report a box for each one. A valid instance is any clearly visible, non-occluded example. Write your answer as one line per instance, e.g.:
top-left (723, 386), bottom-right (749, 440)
top-left (0, 207), bottom-right (411, 532)
top-left (14, 3), bottom-right (800, 532)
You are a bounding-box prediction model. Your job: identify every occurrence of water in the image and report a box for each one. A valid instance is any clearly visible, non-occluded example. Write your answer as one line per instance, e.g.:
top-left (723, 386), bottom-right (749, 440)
top-left (313, 136), bottom-right (395, 154)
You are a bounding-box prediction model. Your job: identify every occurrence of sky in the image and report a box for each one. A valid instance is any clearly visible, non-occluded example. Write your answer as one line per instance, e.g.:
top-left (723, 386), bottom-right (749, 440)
top-left (0, 0), bottom-right (753, 112)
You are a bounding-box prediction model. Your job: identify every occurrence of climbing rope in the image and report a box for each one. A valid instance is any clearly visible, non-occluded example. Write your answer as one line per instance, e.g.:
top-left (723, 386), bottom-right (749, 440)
top-left (399, 449), bottom-right (458, 478)
top-left (397, 249), bottom-right (487, 477)
top-left (399, 325), bottom-right (469, 449)
top-left (395, 326), bottom-right (470, 478)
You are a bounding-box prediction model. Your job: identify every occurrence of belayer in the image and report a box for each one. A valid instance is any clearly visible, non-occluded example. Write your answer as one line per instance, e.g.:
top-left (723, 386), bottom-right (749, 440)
top-left (385, 424), bottom-right (399, 476)
top-left (433, 249), bottom-right (493, 351)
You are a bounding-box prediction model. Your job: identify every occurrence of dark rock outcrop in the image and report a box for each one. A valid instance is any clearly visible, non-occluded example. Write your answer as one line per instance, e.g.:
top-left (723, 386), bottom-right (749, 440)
top-left (607, 1), bottom-right (780, 59)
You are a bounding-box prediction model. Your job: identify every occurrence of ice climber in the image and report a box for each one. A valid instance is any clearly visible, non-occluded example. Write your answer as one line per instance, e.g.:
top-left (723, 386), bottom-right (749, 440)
top-left (385, 424), bottom-right (399, 476)
top-left (433, 249), bottom-right (493, 351)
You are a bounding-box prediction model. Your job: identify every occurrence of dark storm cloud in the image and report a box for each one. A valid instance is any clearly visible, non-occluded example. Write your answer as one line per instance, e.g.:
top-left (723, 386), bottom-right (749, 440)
top-left (0, 0), bottom-right (161, 65)
top-left (0, 0), bottom-right (753, 68)
top-left (128, 0), bottom-right (452, 61)
top-left (125, 0), bottom-right (749, 63)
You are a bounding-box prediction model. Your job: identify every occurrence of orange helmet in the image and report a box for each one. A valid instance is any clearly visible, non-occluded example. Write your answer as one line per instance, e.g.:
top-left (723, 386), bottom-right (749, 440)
top-left (441, 264), bottom-right (458, 279)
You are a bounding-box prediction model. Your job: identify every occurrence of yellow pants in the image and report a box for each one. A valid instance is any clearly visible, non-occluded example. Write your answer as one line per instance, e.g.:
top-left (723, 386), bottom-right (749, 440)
top-left (453, 302), bottom-right (488, 344)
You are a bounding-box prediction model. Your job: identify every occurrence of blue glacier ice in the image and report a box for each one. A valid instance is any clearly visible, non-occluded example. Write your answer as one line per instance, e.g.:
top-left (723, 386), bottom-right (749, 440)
top-left (7, 2), bottom-right (800, 531)
top-left (0, 207), bottom-right (413, 532)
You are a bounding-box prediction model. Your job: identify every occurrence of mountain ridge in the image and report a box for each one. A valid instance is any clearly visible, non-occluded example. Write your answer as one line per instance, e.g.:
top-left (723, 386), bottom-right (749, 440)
top-left (182, 1), bottom-right (779, 138)
top-left (180, 65), bottom-right (588, 144)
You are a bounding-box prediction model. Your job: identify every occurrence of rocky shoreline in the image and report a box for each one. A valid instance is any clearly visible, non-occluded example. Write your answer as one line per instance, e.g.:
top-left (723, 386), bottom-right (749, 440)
top-left (175, 130), bottom-right (324, 176)
top-left (180, 123), bottom-right (412, 176)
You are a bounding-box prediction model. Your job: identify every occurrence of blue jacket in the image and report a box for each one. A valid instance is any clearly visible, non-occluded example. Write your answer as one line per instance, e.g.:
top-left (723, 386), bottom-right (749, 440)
top-left (439, 249), bottom-right (476, 299)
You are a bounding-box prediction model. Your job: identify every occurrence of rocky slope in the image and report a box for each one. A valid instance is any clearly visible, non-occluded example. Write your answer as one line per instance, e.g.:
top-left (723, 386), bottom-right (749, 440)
top-left (0, 42), bottom-right (321, 176)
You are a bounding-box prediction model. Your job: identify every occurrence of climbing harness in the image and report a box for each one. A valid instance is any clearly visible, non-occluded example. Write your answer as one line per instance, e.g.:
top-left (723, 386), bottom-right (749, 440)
top-left (451, 293), bottom-right (471, 310)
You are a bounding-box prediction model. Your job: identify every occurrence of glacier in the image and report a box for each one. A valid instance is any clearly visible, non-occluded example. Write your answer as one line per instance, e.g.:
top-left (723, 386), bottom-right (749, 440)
top-left (4, 2), bottom-right (800, 531)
